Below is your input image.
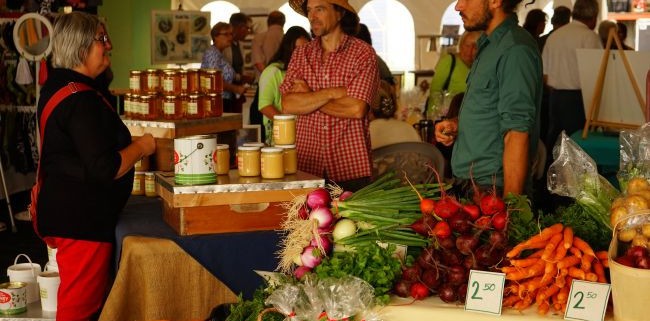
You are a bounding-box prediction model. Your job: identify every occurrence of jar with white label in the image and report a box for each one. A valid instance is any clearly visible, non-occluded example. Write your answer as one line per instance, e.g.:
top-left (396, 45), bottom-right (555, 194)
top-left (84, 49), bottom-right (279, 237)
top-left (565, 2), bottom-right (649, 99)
top-left (129, 70), bottom-right (142, 94)
top-left (261, 147), bottom-right (284, 179)
top-left (132, 172), bottom-right (145, 195)
top-left (273, 114), bottom-right (296, 145)
top-left (144, 172), bottom-right (157, 197)
top-left (162, 69), bottom-right (180, 96)
top-left (237, 146), bottom-right (261, 177)
top-left (162, 95), bottom-right (181, 120)
top-left (214, 144), bottom-right (230, 175)
top-left (275, 144), bottom-right (297, 174)
top-left (185, 94), bottom-right (202, 119)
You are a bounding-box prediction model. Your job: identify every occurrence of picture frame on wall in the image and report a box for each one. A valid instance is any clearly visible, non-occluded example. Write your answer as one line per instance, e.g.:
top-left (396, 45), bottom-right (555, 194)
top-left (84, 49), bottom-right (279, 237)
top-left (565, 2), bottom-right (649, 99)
top-left (151, 10), bottom-right (211, 65)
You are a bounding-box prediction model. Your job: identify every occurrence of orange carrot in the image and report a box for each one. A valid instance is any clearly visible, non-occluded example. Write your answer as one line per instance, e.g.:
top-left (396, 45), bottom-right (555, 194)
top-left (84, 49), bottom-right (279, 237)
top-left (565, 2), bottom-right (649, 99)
top-left (557, 279), bottom-right (572, 304)
top-left (541, 261), bottom-right (555, 283)
top-left (554, 244), bottom-right (568, 262)
top-left (537, 300), bottom-right (551, 316)
top-left (528, 248), bottom-right (546, 259)
top-left (585, 272), bottom-right (598, 282)
top-left (563, 226), bottom-right (574, 249)
top-left (555, 269), bottom-right (568, 288)
top-left (507, 240), bottom-right (549, 258)
top-left (595, 251), bottom-right (608, 261)
top-left (542, 233), bottom-right (564, 261)
top-left (581, 255), bottom-right (594, 271)
top-left (569, 247), bottom-right (583, 258)
top-left (511, 257), bottom-right (541, 268)
top-left (514, 295), bottom-right (534, 310)
top-left (502, 266), bottom-right (522, 274)
top-left (593, 262), bottom-right (607, 283)
top-left (573, 236), bottom-right (596, 257)
top-left (540, 284), bottom-right (561, 301)
top-left (557, 256), bottom-right (581, 269)
top-left (503, 294), bottom-right (521, 307)
top-left (568, 267), bottom-right (586, 280)
top-left (527, 223), bottom-right (564, 245)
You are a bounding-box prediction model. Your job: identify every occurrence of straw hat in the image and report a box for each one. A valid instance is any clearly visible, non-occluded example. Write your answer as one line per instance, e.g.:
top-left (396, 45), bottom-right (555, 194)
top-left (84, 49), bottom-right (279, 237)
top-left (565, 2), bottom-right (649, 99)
top-left (288, 0), bottom-right (357, 17)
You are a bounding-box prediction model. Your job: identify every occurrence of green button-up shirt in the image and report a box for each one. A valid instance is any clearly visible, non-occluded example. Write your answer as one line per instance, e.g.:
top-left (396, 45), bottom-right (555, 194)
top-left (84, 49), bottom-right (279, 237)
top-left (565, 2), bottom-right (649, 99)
top-left (451, 15), bottom-right (542, 188)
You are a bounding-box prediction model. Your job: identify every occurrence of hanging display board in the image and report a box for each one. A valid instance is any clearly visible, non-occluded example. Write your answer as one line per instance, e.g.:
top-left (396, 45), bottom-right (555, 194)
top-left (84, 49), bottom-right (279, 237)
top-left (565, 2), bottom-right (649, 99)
top-left (151, 10), bottom-right (211, 65)
top-left (577, 48), bottom-right (650, 128)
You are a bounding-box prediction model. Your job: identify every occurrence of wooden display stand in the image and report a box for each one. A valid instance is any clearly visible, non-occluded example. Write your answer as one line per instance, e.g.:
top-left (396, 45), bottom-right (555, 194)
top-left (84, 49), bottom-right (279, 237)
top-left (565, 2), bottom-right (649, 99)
top-left (125, 113), bottom-right (242, 171)
top-left (156, 171), bottom-right (324, 235)
top-left (582, 28), bottom-right (647, 138)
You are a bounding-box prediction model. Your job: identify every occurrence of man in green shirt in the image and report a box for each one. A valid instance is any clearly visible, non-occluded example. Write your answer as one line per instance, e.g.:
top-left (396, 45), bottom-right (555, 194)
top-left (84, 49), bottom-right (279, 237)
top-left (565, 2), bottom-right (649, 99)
top-left (434, 0), bottom-right (542, 197)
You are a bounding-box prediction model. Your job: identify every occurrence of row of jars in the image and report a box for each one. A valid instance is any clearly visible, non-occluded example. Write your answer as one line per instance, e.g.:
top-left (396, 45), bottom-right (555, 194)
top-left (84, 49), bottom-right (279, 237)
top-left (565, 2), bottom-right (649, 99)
top-left (123, 93), bottom-right (223, 120)
top-left (132, 171), bottom-right (157, 197)
top-left (237, 143), bottom-right (297, 179)
top-left (129, 68), bottom-right (224, 96)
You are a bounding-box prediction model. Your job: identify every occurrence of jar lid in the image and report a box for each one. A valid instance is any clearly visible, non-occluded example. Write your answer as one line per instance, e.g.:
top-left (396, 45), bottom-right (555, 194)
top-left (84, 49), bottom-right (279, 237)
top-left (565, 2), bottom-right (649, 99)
top-left (178, 69), bottom-right (188, 74)
top-left (238, 146), bottom-right (261, 151)
top-left (145, 172), bottom-right (154, 176)
top-left (164, 95), bottom-right (177, 99)
top-left (202, 68), bottom-right (221, 74)
top-left (261, 147), bottom-right (283, 153)
top-left (135, 171), bottom-right (145, 175)
top-left (274, 144), bottom-right (296, 149)
top-left (216, 144), bottom-right (229, 150)
top-left (243, 142), bottom-right (265, 148)
top-left (274, 114), bottom-right (296, 120)
top-left (163, 69), bottom-right (178, 75)
top-left (145, 68), bottom-right (160, 73)
top-left (130, 70), bottom-right (142, 74)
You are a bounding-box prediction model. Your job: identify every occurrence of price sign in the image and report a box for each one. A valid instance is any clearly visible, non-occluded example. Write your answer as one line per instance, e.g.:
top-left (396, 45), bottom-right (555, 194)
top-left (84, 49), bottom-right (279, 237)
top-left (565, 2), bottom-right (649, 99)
top-left (564, 280), bottom-right (611, 321)
top-left (464, 270), bottom-right (506, 315)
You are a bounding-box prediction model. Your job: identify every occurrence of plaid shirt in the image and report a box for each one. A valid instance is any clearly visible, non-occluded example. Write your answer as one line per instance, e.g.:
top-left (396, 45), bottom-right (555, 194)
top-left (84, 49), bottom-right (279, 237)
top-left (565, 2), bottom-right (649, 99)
top-left (280, 35), bottom-right (379, 182)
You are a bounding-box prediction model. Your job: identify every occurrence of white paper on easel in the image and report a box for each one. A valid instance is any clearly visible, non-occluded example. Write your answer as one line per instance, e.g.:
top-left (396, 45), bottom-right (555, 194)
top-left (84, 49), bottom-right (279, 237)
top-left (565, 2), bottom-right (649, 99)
top-left (576, 49), bottom-right (650, 126)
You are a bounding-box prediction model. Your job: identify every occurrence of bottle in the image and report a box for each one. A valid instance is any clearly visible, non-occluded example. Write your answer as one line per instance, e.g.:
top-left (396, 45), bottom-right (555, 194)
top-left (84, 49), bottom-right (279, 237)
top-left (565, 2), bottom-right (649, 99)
top-left (214, 144), bottom-right (230, 175)
top-left (237, 146), bottom-right (261, 177)
top-left (144, 172), bottom-right (157, 197)
top-left (132, 172), bottom-right (145, 195)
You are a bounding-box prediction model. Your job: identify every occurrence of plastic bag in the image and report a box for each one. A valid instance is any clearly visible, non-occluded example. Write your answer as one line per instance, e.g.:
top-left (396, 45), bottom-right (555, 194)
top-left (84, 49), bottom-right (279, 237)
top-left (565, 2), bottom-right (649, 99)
top-left (548, 131), bottom-right (619, 229)
top-left (617, 122), bottom-right (650, 191)
top-left (318, 276), bottom-right (375, 321)
top-left (264, 284), bottom-right (300, 321)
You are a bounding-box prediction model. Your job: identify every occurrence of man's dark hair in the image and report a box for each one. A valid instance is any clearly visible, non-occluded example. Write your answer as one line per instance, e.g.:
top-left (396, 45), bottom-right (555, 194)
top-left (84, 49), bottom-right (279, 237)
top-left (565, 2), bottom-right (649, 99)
top-left (267, 10), bottom-right (286, 26)
top-left (551, 6), bottom-right (571, 26)
top-left (356, 23), bottom-right (372, 45)
top-left (229, 12), bottom-right (248, 27)
top-left (300, 2), bottom-right (359, 35)
top-left (502, 0), bottom-right (536, 13)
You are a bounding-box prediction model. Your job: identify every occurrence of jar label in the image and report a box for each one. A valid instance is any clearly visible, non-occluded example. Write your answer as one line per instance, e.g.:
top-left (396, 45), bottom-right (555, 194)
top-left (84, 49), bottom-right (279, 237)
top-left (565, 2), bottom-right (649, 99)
top-left (187, 102), bottom-right (198, 115)
top-left (181, 78), bottom-right (187, 90)
top-left (163, 79), bottom-right (174, 92)
top-left (163, 102), bottom-right (175, 115)
top-left (129, 77), bottom-right (140, 90)
top-left (145, 180), bottom-right (155, 193)
top-left (132, 179), bottom-right (141, 192)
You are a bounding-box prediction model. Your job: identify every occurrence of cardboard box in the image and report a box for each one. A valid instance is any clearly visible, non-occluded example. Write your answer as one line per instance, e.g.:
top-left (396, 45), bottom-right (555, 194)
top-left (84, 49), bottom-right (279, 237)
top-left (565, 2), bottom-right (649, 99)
top-left (156, 171), bottom-right (324, 235)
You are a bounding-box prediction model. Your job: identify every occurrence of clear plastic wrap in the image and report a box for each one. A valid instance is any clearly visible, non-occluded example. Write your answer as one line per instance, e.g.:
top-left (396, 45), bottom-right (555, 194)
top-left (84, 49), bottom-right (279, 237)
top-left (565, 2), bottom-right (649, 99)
top-left (618, 122), bottom-right (650, 191)
top-left (317, 276), bottom-right (375, 321)
top-left (264, 284), bottom-right (300, 321)
top-left (548, 131), bottom-right (619, 229)
top-left (293, 275), bottom-right (324, 321)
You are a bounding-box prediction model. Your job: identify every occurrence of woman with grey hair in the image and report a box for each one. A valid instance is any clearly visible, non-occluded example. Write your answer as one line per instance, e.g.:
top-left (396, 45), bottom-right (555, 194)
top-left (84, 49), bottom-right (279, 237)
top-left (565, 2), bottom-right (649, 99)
top-left (34, 11), bottom-right (155, 319)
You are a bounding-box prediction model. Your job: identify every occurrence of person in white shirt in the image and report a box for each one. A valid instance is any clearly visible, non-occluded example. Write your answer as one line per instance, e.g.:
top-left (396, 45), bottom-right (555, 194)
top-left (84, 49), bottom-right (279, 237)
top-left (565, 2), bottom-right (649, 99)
top-left (542, 0), bottom-right (601, 150)
top-left (252, 11), bottom-right (286, 73)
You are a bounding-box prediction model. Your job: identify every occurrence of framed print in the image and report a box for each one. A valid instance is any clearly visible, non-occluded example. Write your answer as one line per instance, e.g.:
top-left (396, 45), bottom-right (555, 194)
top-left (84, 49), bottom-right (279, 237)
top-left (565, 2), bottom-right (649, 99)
top-left (151, 10), bottom-right (211, 65)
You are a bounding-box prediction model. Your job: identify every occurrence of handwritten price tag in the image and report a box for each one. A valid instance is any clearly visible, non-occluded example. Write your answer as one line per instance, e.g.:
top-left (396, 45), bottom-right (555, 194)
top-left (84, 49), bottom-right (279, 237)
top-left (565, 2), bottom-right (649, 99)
top-left (464, 270), bottom-right (506, 315)
top-left (564, 280), bottom-right (611, 321)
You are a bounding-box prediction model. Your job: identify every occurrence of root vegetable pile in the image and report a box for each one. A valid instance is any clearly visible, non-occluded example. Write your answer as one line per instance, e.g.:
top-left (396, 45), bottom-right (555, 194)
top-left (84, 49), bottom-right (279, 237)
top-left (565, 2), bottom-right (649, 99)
top-left (501, 223), bottom-right (609, 315)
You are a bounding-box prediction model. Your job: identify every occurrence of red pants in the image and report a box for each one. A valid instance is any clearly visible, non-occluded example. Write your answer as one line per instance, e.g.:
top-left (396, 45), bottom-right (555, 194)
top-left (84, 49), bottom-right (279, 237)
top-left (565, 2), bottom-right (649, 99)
top-left (46, 237), bottom-right (112, 321)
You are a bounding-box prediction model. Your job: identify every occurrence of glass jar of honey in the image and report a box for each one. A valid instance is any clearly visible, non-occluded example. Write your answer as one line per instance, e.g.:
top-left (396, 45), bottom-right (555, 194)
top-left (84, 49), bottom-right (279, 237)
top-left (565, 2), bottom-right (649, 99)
top-left (201, 93), bottom-right (223, 117)
top-left (132, 171), bottom-right (145, 195)
top-left (261, 147), bottom-right (284, 179)
top-left (185, 94), bottom-right (202, 119)
top-left (144, 172), bottom-right (157, 197)
top-left (200, 68), bottom-right (223, 94)
top-left (162, 95), bottom-right (181, 120)
top-left (273, 114), bottom-right (296, 145)
top-left (162, 69), bottom-right (181, 96)
top-left (275, 144), bottom-right (297, 175)
top-left (142, 69), bottom-right (161, 94)
top-left (214, 144), bottom-right (230, 175)
top-left (186, 69), bottom-right (199, 94)
top-left (237, 146), bottom-right (261, 177)
top-left (129, 70), bottom-right (142, 94)
top-left (123, 93), bottom-right (133, 119)
top-left (134, 155), bottom-right (150, 171)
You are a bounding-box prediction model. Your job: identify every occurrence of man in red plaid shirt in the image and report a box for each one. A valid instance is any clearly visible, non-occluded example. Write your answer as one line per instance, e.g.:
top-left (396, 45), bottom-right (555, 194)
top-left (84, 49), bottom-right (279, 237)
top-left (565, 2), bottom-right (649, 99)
top-left (281, 0), bottom-right (379, 191)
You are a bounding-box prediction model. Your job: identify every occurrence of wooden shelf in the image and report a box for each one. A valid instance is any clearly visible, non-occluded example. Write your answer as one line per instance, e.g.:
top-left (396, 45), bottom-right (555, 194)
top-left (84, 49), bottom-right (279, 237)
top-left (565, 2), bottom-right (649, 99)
top-left (608, 12), bottom-right (650, 20)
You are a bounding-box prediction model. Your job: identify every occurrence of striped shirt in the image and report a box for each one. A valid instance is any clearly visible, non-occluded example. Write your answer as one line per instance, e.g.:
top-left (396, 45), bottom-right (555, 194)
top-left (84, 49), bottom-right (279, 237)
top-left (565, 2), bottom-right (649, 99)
top-left (280, 35), bottom-right (379, 182)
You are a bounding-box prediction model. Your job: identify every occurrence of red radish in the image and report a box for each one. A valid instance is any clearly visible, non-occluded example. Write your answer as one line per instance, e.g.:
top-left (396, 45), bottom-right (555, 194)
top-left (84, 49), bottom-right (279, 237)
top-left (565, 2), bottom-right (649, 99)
top-left (615, 255), bottom-right (635, 267)
top-left (434, 197), bottom-right (460, 219)
top-left (410, 282), bottom-right (430, 300)
top-left (309, 207), bottom-right (334, 228)
top-left (432, 221), bottom-right (451, 239)
top-left (491, 212), bottom-right (508, 231)
top-left (401, 264), bottom-right (422, 282)
top-left (339, 191), bottom-right (354, 201)
top-left (410, 218), bottom-right (429, 236)
top-left (479, 194), bottom-right (506, 216)
top-left (294, 266), bottom-right (312, 279)
top-left (306, 188), bottom-right (331, 209)
top-left (474, 216), bottom-right (492, 230)
top-left (300, 246), bottom-right (322, 268)
top-left (462, 204), bottom-right (480, 221)
top-left (298, 206), bottom-right (309, 220)
top-left (420, 198), bottom-right (435, 215)
top-left (310, 235), bottom-right (333, 254)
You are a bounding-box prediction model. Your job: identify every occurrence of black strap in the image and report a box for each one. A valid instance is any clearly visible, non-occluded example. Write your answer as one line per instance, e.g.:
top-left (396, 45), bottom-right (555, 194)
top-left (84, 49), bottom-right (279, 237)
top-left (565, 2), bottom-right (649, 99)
top-left (442, 54), bottom-right (456, 92)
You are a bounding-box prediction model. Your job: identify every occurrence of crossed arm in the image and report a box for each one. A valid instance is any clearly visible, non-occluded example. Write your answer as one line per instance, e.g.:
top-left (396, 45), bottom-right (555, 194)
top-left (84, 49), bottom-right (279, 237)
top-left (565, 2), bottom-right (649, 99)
top-left (281, 80), bottom-right (368, 119)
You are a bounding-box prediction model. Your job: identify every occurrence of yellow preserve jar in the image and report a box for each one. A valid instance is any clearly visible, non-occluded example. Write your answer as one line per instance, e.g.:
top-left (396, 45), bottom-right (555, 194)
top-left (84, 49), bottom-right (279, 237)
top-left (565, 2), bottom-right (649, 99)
top-left (237, 146), bottom-right (261, 177)
top-left (273, 114), bottom-right (296, 145)
top-left (129, 70), bottom-right (142, 94)
top-left (144, 172), bottom-right (157, 197)
top-left (214, 144), bottom-right (230, 175)
top-left (260, 147), bottom-right (284, 179)
top-left (243, 142), bottom-right (265, 148)
top-left (132, 171), bottom-right (145, 195)
top-left (275, 144), bottom-right (297, 174)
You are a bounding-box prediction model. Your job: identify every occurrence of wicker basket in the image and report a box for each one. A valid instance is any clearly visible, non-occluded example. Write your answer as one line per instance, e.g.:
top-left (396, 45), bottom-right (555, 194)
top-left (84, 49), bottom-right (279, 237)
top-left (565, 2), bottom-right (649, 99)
top-left (256, 307), bottom-right (283, 321)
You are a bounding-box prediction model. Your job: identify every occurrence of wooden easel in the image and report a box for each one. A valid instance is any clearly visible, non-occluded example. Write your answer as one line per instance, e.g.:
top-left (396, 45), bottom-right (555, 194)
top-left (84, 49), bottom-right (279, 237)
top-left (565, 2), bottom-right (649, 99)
top-left (581, 28), bottom-right (647, 138)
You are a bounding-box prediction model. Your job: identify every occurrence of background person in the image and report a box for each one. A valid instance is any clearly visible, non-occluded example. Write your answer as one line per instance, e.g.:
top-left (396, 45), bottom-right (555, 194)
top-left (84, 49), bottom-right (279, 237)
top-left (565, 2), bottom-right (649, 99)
top-left (202, 22), bottom-right (248, 113)
top-left (258, 26), bottom-right (311, 145)
top-left (523, 9), bottom-right (548, 51)
top-left (538, 5), bottom-right (571, 52)
top-left (435, 0), bottom-right (543, 198)
top-left (35, 11), bottom-right (155, 319)
top-left (280, 0), bottom-right (379, 192)
top-left (252, 10), bottom-right (286, 74)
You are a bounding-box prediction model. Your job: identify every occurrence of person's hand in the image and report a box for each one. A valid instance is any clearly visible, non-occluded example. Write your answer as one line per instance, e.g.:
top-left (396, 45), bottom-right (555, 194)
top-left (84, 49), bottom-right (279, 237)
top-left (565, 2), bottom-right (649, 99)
top-left (434, 119), bottom-right (458, 146)
top-left (290, 80), bottom-right (311, 93)
top-left (241, 73), bottom-right (255, 85)
top-left (234, 84), bottom-right (248, 95)
top-left (135, 133), bottom-right (156, 156)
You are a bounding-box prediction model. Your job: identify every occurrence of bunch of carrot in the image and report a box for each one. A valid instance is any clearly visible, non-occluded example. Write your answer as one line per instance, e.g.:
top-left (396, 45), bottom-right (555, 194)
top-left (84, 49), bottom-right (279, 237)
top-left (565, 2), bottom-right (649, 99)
top-left (501, 223), bottom-right (609, 315)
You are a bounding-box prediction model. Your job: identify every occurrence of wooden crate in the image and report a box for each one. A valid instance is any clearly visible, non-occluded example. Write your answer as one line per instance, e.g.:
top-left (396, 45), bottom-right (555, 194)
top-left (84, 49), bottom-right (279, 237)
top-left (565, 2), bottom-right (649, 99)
top-left (125, 114), bottom-right (242, 171)
top-left (156, 171), bottom-right (324, 235)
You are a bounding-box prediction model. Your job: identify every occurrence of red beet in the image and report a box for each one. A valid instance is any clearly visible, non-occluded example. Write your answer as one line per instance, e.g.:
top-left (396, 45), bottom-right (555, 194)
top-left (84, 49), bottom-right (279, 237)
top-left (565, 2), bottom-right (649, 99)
top-left (421, 269), bottom-right (442, 289)
top-left (417, 247), bottom-right (438, 269)
top-left (438, 284), bottom-right (458, 303)
top-left (636, 256), bottom-right (650, 269)
top-left (491, 212), bottom-right (508, 231)
top-left (434, 197), bottom-right (460, 219)
top-left (615, 255), bottom-right (635, 267)
top-left (393, 280), bottom-right (412, 297)
top-left (474, 216), bottom-right (492, 230)
top-left (433, 221), bottom-right (452, 239)
top-left (462, 204), bottom-right (481, 221)
top-left (447, 265), bottom-right (468, 285)
top-left (438, 235), bottom-right (456, 250)
top-left (489, 230), bottom-right (507, 249)
top-left (420, 198), bottom-right (435, 215)
top-left (456, 234), bottom-right (479, 255)
top-left (479, 194), bottom-right (506, 216)
top-left (401, 264), bottom-right (422, 282)
top-left (626, 246), bottom-right (648, 258)
top-left (410, 282), bottom-right (430, 300)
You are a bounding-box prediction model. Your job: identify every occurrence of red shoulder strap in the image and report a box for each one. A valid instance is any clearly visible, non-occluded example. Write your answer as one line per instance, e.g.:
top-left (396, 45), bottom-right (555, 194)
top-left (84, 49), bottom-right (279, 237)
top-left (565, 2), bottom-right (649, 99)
top-left (35, 82), bottom-right (93, 181)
